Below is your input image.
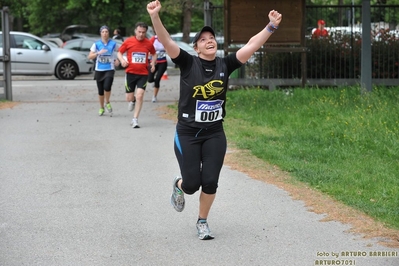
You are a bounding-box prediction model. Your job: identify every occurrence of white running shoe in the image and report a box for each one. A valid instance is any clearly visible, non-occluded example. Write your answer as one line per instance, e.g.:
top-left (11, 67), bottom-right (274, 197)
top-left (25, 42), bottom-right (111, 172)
top-left (171, 176), bottom-right (185, 212)
top-left (128, 101), bottom-right (135, 112)
top-left (131, 118), bottom-right (140, 128)
top-left (152, 96), bottom-right (157, 103)
top-left (196, 219), bottom-right (214, 240)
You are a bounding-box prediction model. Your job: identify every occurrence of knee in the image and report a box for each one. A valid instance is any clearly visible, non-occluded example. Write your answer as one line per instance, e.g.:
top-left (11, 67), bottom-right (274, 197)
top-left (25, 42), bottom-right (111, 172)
top-left (135, 92), bottom-right (144, 101)
top-left (201, 182), bottom-right (218, 194)
top-left (181, 173), bottom-right (201, 195)
top-left (181, 181), bottom-right (200, 195)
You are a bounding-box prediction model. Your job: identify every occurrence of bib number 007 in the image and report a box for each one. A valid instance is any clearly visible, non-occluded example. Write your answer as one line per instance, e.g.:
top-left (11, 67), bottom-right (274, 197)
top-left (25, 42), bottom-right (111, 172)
top-left (199, 110), bottom-right (220, 122)
top-left (195, 99), bottom-right (224, 123)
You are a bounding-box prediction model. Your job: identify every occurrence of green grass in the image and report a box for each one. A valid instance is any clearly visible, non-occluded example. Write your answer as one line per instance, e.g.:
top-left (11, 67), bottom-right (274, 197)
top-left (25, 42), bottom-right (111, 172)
top-left (224, 86), bottom-right (399, 229)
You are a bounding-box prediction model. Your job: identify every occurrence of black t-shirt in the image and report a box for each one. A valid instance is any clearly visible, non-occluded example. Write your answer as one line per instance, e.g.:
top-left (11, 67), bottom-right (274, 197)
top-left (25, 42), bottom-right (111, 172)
top-left (172, 49), bottom-right (242, 128)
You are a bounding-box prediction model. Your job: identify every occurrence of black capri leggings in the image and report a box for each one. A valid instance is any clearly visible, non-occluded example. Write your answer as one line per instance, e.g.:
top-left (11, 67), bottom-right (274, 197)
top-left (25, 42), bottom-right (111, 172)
top-left (174, 122), bottom-right (227, 195)
top-left (148, 61), bottom-right (167, 88)
top-left (96, 77), bottom-right (114, 96)
top-left (95, 70), bottom-right (115, 96)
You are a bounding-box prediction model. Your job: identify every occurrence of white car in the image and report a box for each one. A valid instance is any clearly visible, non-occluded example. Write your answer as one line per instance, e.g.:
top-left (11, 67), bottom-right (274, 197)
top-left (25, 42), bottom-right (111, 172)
top-left (0, 31), bottom-right (94, 80)
top-left (170, 32), bottom-right (197, 45)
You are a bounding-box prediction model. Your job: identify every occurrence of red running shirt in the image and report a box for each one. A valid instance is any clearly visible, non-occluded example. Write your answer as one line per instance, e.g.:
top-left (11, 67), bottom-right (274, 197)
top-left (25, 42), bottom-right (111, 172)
top-left (119, 36), bottom-right (156, 75)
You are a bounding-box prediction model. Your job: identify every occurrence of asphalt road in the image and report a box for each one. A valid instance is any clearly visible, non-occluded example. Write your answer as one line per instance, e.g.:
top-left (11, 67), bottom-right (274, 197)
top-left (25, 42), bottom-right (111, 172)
top-left (0, 72), bottom-right (398, 266)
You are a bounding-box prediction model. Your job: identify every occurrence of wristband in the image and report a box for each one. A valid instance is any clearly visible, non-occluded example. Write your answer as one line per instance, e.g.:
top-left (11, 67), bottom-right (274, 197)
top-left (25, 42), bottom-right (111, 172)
top-left (266, 23), bottom-right (278, 33)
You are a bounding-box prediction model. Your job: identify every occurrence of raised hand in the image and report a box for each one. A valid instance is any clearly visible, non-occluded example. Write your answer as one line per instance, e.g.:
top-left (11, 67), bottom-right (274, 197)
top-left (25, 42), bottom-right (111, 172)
top-left (147, 0), bottom-right (162, 16)
top-left (268, 10), bottom-right (282, 27)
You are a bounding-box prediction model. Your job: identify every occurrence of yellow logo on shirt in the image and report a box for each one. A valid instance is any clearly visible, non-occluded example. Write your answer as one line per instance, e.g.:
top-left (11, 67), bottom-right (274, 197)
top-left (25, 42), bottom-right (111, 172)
top-left (192, 80), bottom-right (224, 99)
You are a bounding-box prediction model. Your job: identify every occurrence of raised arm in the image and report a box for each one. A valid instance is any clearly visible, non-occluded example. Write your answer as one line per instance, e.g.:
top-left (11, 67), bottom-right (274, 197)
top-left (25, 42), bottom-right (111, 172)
top-left (236, 10), bottom-right (282, 64)
top-left (147, 1), bottom-right (180, 60)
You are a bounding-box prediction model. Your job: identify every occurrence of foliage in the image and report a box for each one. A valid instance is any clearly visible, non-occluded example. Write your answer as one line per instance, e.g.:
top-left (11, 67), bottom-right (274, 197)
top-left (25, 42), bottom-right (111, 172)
top-left (1, 0), bottom-right (210, 37)
top-left (224, 86), bottom-right (399, 229)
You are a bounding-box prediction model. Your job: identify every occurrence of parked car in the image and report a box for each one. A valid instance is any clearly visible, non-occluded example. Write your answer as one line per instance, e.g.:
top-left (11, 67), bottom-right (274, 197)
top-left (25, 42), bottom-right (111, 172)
top-left (170, 32), bottom-right (197, 44)
top-left (63, 37), bottom-right (123, 55)
top-left (0, 31), bottom-right (94, 80)
top-left (60, 25), bottom-right (100, 42)
top-left (41, 37), bottom-right (63, 47)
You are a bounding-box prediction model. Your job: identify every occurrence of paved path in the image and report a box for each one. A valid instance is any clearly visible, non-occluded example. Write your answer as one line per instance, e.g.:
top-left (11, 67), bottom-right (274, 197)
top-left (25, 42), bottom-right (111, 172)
top-left (0, 72), bottom-right (398, 266)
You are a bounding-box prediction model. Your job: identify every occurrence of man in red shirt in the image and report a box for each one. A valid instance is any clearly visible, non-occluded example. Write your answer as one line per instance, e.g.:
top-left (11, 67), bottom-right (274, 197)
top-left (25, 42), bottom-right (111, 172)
top-left (118, 22), bottom-right (157, 128)
top-left (312, 19), bottom-right (329, 39)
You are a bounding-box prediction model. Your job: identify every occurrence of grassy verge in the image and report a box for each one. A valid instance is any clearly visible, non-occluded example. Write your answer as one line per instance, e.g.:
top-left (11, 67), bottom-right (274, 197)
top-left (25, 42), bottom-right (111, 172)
top-left (224, 86), bottom-right (399, 230)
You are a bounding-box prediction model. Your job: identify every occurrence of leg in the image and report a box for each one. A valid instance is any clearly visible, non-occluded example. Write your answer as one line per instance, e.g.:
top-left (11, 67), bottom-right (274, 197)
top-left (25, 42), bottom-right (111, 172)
top-left (103, 76), bottom-right (114, 103)
top-left (97, 79), bottom-right (105, 108)
top-left (171, 128), bottom-right (202, 212)
top-left (153, 62), bottom-right (167, 101)
top-left (126, 92), bottom-right (135, 102)
top-left (199, 192), bottom-right (216, 219)
top-left (152, 87), bottom-right (159, 102)
top-left (199, 129), bottom-right (227, 219)
top-left (96, 78), bottom-right (105, 116)
top-left (133, 88), bottom-right (145, 119)
top-left (103, 76), bottom-right (114, 113)
top-left (98, 95), bottom-right (104, 107)
top-left (174, 129), bottom-right (202, 194)
top-left (132, 75), bottom-right (149, 119)
top-left (125, 73), bottom-right (136, 112)
top-left (104, 91), bottom-right (111, 104)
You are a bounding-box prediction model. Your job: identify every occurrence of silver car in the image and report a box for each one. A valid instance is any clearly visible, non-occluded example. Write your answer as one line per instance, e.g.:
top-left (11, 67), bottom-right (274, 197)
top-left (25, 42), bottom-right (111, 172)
top-left (0, 31), bottom-right (94, 80)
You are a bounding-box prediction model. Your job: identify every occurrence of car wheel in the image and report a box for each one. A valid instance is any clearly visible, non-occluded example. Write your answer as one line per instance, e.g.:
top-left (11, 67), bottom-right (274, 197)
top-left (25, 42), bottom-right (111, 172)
top-left (56, 60), bottom-right (78, 80)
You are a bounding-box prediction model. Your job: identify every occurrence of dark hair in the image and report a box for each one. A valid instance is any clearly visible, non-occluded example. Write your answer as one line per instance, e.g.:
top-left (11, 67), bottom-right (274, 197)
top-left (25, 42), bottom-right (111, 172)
top-left (135, 22), bottom-right (148, 30)
top-left (114, 28), bottom-right (121, 35)
top-left (99, 25), bottom-right (110, 33)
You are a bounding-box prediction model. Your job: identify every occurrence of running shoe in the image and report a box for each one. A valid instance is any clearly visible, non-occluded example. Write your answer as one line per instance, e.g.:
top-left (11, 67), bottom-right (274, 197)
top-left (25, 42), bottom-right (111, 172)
top-left (98, 107), bottom-right (104, 116)
top-left (196, 219), bottom-right (214, 240)
top-left (128, 100), bottom-right (135, 112)
top-left (171, 176), bottom-right (185, 212)
top-left (131, 118), bottom-right (140, 128)
top-left (105, 102), bottom-right (112, 113)
top-left (152, 96), bottom-right (157, 103)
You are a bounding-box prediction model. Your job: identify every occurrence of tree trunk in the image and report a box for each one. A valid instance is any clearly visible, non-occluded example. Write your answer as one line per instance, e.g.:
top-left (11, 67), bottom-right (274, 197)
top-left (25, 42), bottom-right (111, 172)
top-left (182, 0), bottom-right (193, 43)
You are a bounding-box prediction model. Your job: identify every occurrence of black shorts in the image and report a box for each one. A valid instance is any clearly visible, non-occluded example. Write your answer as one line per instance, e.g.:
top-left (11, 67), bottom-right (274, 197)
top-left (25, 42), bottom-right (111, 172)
top-left (124, 73), bottom-right (148, 93)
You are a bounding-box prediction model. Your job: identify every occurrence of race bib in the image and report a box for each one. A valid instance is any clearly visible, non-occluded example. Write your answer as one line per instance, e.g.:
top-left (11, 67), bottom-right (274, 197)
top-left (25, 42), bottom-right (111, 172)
top-left (131, 52), bottom-right (147, 64)
top-left (157, 51), bottom-right (166, 58)
top-left (195, 99), bottom-right (224, 122)
top-left (98, 55), bottom-right (111, 64)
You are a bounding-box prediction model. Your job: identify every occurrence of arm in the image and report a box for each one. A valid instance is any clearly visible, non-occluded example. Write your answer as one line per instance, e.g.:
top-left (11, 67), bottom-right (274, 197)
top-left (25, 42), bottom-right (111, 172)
top-left (147, 1), bottom-right (180, 59)
top-left (88, 44), bottom-right (108, 60)
top-left (150, 52), bottom-right (157, 72)
top-left (88, 43), bottom-right (98, 60)
top-left (236, 10), bottom-right (282, 64)
top-left (117, 43), bottom-right (129, 68)
top-left (88, 50), bottom-right (97, 60)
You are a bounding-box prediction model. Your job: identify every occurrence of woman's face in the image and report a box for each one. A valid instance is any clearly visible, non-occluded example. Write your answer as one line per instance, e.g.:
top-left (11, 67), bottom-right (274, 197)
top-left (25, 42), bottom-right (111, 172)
top-left (194, 32), bottom-right (217, 57)
top-left (101, 29), bottom-right (110, 39)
